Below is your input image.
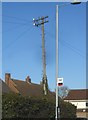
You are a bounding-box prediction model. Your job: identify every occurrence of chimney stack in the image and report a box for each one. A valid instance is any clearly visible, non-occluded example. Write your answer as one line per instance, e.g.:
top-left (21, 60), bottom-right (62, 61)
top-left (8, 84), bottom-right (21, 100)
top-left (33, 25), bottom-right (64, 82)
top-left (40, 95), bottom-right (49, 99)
top-left (5, 73), bottom-right (11, 86)
top-left (26, 76), bottom-right (31, 84)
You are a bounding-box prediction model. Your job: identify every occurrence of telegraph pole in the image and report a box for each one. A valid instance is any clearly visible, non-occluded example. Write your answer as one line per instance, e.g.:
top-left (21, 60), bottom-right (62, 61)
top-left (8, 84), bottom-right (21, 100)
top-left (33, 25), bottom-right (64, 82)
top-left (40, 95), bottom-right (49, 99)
top-left (33, 16), bottom-right (49, 95)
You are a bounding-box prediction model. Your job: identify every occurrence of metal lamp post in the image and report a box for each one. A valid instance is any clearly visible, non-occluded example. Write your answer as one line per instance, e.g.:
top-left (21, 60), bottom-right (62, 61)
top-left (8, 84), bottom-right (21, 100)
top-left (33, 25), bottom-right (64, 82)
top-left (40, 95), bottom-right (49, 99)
top-left (55, 1), bottom-right (81, 119)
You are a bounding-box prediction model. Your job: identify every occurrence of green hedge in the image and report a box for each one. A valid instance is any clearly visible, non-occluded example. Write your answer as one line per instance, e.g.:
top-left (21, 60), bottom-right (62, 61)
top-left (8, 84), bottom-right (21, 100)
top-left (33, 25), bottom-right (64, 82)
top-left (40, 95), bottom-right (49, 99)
top-left (2, 93), bottom-right (76, 119)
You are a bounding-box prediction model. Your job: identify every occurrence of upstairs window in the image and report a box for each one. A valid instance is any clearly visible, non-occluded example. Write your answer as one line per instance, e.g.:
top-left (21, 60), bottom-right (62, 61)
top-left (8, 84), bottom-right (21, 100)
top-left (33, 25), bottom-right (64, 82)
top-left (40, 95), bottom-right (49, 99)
top-left (86, 102), bottom-right (88, 106)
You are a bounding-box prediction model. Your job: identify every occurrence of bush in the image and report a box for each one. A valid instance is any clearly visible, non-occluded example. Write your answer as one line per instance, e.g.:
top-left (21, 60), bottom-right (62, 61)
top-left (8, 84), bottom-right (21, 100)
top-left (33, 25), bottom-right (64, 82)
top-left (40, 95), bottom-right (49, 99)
top-left (2, 93), bottom-right (76, 119)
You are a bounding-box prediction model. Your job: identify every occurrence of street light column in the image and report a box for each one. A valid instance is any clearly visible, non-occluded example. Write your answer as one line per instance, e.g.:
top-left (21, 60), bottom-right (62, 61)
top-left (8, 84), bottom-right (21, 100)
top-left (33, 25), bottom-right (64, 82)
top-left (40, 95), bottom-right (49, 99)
top-left (56, 5), bottom-right (60, 120)
top-left (55, 1), bottom-right (81, 119)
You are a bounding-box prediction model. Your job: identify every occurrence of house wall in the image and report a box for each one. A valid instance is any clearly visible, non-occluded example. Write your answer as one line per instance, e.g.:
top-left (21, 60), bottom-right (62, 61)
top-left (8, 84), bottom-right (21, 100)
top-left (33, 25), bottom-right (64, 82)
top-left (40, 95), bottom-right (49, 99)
top-left (77, 112), bottom-right (88, 118)
top-left (64, 100), bottom-right (88, 118)
top-left (64, 100), bottom-right (87, 109)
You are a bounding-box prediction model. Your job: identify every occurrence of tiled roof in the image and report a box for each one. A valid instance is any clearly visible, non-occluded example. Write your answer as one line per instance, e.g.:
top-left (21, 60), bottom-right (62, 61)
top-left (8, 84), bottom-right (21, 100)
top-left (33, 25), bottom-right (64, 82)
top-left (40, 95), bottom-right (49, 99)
top-left (11, 79), bottom-right (55, 99)
top-left (64, 89), bottom-right (88, 100)
top-left (1, 80), bottom-right (13, 94)
top-left (12, 79), bottom-right (43, 97)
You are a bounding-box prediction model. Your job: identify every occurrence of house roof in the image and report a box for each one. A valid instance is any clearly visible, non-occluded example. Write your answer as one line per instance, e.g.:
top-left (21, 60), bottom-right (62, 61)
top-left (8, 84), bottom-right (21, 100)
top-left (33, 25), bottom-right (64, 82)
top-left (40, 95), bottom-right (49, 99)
top-left (64, 89), bottom-right (88, 100)
top-left (0, 79), bottom-right (13, 94)
top-left (11, 79), bottom-right (43, 97)
top-left (9, 79), bottom-right (55, 99)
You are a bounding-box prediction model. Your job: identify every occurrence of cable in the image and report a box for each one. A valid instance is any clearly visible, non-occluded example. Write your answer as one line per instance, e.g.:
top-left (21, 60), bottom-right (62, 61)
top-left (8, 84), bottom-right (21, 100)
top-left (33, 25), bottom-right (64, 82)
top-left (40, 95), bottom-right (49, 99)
top-left (2, 14), bottom-right (32, 23)
top-left (60, 40), bottom-right (86, 59)
top-left (3, 25), bottom-right (33, 52)
top-left (45, 30), bottom-right (85, 59)
top-left (2, 15), bottom-right (33, 33)
top-left (3, 21), bottom-right (30, 25)
top-left (3, 21), bottom-right (32, 33)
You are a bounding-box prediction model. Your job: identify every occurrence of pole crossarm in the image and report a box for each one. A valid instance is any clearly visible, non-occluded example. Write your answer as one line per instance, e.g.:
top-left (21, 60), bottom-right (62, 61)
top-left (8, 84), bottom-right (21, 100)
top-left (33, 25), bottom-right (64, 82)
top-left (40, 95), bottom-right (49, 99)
top-left (33, 16), bottom-right (49, 27)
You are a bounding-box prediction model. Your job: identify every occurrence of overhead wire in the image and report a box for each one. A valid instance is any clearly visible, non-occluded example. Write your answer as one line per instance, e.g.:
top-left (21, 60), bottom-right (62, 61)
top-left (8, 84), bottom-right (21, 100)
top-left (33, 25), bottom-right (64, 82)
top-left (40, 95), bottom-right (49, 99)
top-left (61, 40), bottom-right (85, 59)
top-left (2, 14), bottom-right (34, 51)
top-left (60, 40), bottom-right (85, 59)
top-left (44, 11), bottom-right (86, 59)
top-left (3, 25), bottom-right (33, 52)
top-left (2, 14), bottom-right (32, 23)
top-left (2, 14), bottom-right (86, 59)
top-left (45, 29), bottom-right (86, 59)
top-left (3, 21), bottom-right (31, 25)
top-left (3, 21), bottom-right (32, 33)
top-left (2, 14), bottom-right (33, 33)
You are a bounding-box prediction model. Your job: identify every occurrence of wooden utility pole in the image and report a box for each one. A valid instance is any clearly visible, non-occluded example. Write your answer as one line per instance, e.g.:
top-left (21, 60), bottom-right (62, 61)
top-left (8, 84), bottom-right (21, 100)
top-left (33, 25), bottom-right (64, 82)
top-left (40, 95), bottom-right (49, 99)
top-left (33, 16), bottom-right (48, 95)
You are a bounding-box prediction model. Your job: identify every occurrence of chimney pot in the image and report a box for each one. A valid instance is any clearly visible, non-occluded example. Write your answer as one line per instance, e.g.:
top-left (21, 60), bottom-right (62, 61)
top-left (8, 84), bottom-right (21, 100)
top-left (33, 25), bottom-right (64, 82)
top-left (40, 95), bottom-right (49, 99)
top-left (26, 76), bottom-right (31, 83)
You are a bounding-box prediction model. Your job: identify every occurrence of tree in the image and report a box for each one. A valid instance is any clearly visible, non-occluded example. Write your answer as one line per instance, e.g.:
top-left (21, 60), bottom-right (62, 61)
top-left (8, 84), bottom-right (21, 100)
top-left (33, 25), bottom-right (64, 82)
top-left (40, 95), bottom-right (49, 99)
top-left (58, 86), bottom-right (69, 99)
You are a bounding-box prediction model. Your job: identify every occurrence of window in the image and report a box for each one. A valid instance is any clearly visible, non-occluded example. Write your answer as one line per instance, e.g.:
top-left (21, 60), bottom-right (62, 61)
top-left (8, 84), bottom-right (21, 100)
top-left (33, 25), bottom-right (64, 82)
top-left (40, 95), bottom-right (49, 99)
top-left (86, 102), bottom-right (88, 106)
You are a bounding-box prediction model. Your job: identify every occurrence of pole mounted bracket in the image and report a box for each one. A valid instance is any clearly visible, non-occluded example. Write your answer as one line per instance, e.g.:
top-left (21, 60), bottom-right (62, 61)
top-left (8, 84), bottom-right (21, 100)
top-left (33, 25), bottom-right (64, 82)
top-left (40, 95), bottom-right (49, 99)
top-left (33, 16), bottom-right (49, 27)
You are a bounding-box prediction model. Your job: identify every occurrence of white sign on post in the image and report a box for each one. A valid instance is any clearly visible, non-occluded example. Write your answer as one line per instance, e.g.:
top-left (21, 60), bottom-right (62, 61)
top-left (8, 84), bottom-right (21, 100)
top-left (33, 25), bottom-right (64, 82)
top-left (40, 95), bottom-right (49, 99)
top-left (57, 78), bottom-right (63, 86)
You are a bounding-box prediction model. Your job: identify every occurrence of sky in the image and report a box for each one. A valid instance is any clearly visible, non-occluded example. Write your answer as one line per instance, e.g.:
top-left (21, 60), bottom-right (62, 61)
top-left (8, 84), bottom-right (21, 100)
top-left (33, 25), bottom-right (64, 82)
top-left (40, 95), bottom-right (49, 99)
top-left (2, 2), bottom-right (86, 91)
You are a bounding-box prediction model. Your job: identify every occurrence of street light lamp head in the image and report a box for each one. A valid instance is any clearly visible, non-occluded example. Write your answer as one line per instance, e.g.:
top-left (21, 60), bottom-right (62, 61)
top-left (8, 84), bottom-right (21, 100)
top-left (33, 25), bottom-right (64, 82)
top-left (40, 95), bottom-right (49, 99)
top-left (71, 2), bottom-right (81, 4)
top-left (71, 0), bottom-right (81, 4)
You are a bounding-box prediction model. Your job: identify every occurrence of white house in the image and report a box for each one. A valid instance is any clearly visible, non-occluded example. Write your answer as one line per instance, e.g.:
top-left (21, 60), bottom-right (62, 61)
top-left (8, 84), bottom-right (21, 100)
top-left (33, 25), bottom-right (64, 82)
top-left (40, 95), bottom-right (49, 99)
top-left (64, 89), bottom-right (88, 118)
